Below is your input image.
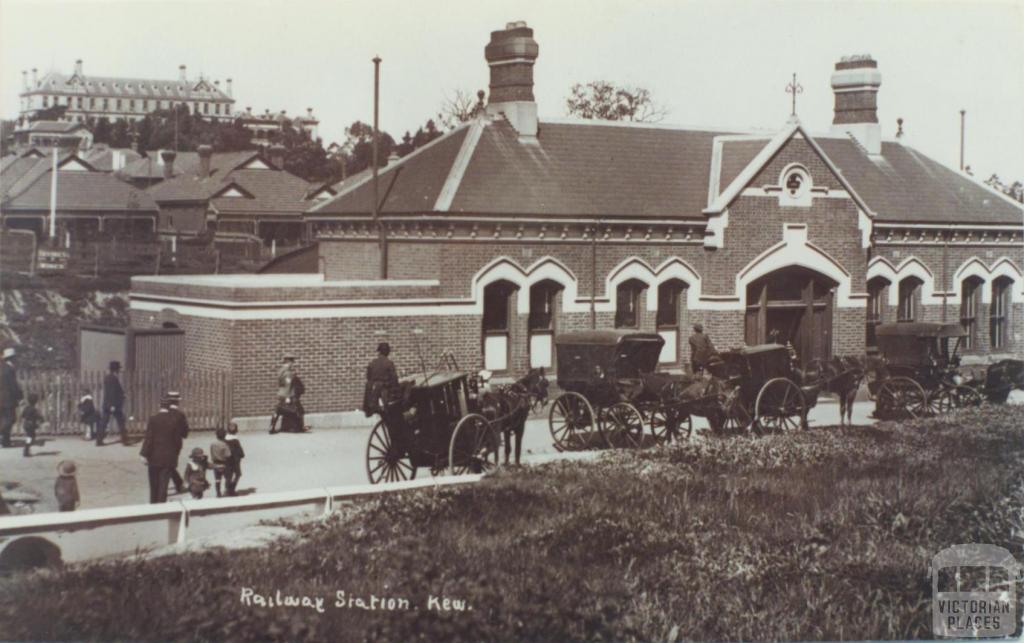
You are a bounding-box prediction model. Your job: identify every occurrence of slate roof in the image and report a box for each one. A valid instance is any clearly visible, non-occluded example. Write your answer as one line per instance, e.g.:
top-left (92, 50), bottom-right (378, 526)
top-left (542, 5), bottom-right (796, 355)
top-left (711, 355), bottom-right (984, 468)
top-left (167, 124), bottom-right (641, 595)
top-left (125, 150), bottom-right (253, 183)
top-left (0, 154), bottom-right (158, 212)
top-left (26, 71), bottom-right (232, 102)
top-left (81, 147), bottom-right (143, 172)
top-left (16, 120), bottom-right (88, 134)
top-left (310, 116), bottom-right (1023, 225)
top-left (146, 152), bottom-right (312, 217)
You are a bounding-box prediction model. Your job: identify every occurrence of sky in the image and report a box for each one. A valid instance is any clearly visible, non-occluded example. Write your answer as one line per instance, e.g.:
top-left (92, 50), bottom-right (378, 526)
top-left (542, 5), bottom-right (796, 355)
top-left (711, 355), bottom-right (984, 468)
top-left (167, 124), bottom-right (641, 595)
top-left (1, 0), bottom-right (1022, 182)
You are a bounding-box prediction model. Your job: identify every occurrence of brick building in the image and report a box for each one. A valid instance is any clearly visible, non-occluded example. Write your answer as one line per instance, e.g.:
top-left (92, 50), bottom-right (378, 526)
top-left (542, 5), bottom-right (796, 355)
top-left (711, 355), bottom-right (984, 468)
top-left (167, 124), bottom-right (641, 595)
top-left (129, 22), bottom-right (1023, 418)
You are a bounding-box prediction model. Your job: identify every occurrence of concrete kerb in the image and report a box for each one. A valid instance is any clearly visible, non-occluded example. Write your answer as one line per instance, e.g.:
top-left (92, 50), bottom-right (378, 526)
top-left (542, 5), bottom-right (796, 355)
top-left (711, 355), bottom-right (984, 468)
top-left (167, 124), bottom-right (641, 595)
top-left (232, 410), bottom-right (374, 433)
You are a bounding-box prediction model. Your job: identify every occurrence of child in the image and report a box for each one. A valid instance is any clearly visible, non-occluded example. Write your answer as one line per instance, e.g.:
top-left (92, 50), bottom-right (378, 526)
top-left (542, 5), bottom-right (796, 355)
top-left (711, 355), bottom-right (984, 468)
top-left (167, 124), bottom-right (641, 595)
top-left (210, 428), bottom-right (232, 498)
top-left (78, 390), bottom-right (99, 441)
top-left (225, 422), bottom-right (245, 496)
top-left (184, 448), bottom-right (210, 499)
top-left (21, 393), bottom-right (43, 457)
top-left (54, 460), bottom-right (80, 512)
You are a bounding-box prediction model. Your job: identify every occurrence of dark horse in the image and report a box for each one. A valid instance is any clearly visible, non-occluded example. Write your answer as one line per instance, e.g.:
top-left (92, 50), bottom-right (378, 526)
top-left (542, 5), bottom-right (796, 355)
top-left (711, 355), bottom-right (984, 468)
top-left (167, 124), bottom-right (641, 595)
top-left (805, 356), bottom-right (866, 426)
top-left (476, 368), bottom-right (548, 465)
top-left (980, 359), bottom-right (1024, 403)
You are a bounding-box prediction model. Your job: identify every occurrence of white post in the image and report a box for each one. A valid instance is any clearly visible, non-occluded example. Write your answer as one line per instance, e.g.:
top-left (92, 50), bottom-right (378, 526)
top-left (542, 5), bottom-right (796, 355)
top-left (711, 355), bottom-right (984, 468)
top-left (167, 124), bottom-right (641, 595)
top-left (49, 148), bottom-right (58, 241)
top-left (271, 238), bottom-right (276, 257)
top-left (171, 235), bottom-right (177, 255)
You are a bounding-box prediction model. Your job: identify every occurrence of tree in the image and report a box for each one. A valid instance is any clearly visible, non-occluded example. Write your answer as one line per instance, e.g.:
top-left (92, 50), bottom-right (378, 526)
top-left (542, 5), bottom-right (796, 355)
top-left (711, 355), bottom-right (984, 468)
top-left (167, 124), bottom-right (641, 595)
top-left (438, 89), bottom-right (484, 130)
top-left (985, 174), bottom-right (1024, 203)
top-left (28, 105), bottom-right (68, 122)
top-left (0, 120), bottom-right (15, 156)
top-left (566, 81), bottom-right (667, 122)
top-left (337, 120), bottom-right (396, 178)
top-left (395, 119), bottom-right (444, 156)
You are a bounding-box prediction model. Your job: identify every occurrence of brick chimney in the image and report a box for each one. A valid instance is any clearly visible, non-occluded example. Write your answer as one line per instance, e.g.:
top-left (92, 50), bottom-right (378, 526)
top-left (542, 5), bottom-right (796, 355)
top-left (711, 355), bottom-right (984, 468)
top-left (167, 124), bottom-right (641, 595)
top-left (485, 21), bottom-right (539, 141)
top-left (21, 70), bottom-right (27, 90)
top-left (268, 145), bottom-right (285, 169)
top-left (179, 64), bottom-right (187, 82)
top-left (160, 150), bottom-right (177, 179)
top-left (31, 68), bottom-right (37, 87)
top-left (226, 78), bottom-right (233, 98)
top-left (830, 55), bottom-right (883, 155)
top-left (74, 59), bottom-right (83, 76)
top-left (197, 144), bottom-right (213, 177)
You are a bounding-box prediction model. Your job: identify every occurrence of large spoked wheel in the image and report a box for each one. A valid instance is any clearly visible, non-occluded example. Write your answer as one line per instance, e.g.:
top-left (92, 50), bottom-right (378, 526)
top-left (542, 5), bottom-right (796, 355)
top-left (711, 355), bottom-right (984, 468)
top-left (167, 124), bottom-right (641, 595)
top-left (754, 378), bottom-right (807, 434)
top-left (875, 376), bottom-right (928, 420)
top-left (449, 414), bottom-right (501, 475)
top-left (928, 385), bottom-right (983, 414)
top-left (366, 421), bottom-right (417, 484)
top-left (601, 402), bottom-right (645, 449)
top-left (717, 388), bottom-right (752, 435)
top-left (549, 392), bottom-right (597, 451)
top-left (650, 408), bottom-right (693, 443)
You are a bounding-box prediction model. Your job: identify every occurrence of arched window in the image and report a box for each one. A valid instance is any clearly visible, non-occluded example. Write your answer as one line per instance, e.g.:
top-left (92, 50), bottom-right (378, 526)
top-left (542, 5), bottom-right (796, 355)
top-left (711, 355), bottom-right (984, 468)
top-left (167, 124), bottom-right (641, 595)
top-left (960, 276), bottom-right (983, 350)
top-left (656, 279), bottom-right (687, 364)
top-left (990, 277), bottom-right (1012, 350)
top-left (615, 279), bottom-right (647, 329)
top-left (897, 276), bottom-right (922, 322)
top-left (866, 276), bottom-right (889, 349)
top-left (482, 280), bottom-right (518, 371)
top-left (528, 280), bottom-right (562, 369)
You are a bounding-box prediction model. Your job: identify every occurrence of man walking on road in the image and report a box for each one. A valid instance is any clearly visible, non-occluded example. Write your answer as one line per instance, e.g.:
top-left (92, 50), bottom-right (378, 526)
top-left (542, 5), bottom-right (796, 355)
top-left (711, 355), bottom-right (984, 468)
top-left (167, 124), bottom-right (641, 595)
top-left (166, 391), bottom-right (189, 494)
top-left (0, 347), bottom-right (23, 448)
top-left (363, 342), bottom-right (398, 417)
top-left (98, 361), bottom-right (127, 446)
top-left (688, 323), bottom-right (716, 376)
top-left (139, 397), bottom-right (183, 504)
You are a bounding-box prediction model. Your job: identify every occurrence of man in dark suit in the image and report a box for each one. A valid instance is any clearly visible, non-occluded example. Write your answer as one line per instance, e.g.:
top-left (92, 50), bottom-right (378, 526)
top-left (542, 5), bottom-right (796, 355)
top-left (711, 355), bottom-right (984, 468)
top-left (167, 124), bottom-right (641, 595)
top-left (98, 361), bottom-right (127, 446)
top-left (139, 398), bottom-right (183, 503)
top-left (0, 347), bottom-right (23, 448)
top-left (363, 342), bottom-right (398, 416)
top-left (688, 323), bottom-right (716, 376)
top-left (165, 391), bottom-right (188, 494)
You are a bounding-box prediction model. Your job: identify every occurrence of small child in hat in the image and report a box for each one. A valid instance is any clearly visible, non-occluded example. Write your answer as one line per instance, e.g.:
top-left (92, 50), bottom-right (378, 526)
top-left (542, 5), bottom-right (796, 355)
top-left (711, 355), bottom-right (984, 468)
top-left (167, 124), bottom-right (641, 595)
top-left (210, 427), bottom-right (232, 498)
top-left (184, 448), bottom-right (210, 499)
top-left (21, 393), bottom-right (44, 457)
top-left (55, 460), bottom-right (80, 512)
top-left (78, 389), bottom-right (99, 441)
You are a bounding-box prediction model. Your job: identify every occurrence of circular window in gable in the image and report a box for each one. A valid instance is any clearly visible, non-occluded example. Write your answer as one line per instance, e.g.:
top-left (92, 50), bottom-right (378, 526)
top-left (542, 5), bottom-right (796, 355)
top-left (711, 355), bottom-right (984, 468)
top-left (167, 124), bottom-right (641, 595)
top-left (781, 165), bottom-right (811, 200)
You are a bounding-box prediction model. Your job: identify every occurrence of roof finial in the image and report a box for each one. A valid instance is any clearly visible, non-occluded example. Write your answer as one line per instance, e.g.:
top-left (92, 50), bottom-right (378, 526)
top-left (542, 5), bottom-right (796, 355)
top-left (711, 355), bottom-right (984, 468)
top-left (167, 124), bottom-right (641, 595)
top-left (786, 72), bottom-right (803, 117)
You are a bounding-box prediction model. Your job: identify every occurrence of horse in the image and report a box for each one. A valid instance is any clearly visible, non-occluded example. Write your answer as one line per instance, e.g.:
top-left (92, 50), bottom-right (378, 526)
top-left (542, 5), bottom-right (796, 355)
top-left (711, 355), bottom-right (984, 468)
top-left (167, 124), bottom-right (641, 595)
top-left (808, 356), bottom-right (865, 425)
top-left (982, 359), bottom-right (1024, 403)
top-left (474, 368), bottom-right (548, 465)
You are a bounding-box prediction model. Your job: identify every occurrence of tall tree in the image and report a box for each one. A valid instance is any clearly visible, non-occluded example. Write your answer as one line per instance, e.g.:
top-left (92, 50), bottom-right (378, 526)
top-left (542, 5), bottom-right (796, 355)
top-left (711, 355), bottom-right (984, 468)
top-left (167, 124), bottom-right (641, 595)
top-left (438, 89), bottom-right (483, 130)
top-left (566, 81), bottom-right (667, 122)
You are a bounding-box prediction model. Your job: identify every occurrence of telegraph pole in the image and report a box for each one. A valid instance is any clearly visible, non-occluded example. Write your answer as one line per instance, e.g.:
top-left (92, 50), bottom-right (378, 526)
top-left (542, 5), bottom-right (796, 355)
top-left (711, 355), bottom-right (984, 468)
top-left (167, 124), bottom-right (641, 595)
top-left (959, 109), bottom-right (965, 171)
top-left (372, 56), bottom-right (387, 279)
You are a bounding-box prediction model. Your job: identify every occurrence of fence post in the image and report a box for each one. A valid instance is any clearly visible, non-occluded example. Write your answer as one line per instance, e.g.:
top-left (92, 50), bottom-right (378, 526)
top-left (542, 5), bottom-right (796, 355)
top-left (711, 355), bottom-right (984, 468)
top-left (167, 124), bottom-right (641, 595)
top-left (154, 245), bottom-right (162, 276)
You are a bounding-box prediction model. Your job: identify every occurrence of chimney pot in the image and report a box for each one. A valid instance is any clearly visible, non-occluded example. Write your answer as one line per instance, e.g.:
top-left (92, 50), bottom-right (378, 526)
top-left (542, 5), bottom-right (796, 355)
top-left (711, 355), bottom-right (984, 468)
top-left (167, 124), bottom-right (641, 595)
top-left (197, 144), bottom-right (213, 176)
top-left (179, 64), bottom-right (187, 81)
top-left (484, 21), bottom-right (539, 140)
top-left (830, 54), bottom-right (882, 154)
top-left (268, 144), bottom-right (285, 169)
top-left (226, 78), bottom-right (233, 98)
top-left (31, 68), bottom-right (38, 87)
top-left (160, 150), bottom-right (177, 178)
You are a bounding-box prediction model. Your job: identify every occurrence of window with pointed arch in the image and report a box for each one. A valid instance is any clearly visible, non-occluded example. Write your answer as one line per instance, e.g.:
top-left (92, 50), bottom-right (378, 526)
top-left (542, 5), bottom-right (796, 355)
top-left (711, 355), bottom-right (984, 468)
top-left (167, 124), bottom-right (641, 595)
top-left (615, 279), bottom-right (647, 329)
top-left (990, 277), bottom-right (1012, 350)
top-left (960, 276), bottom-right (983, 351)
top-left (866, 276), bottom-right (889, 348)
top-left (897, 276), bottom-right (922, 322)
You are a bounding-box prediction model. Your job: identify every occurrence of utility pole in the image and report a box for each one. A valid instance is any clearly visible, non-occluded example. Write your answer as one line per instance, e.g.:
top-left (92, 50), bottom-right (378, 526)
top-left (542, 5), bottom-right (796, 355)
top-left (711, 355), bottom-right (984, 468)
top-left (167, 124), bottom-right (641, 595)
top-left (959, 109), bottom-right (965, 171)
top-left (372, 56), bottom-right (387, 279)
top-left (590, 221), bottom-right (598, 329)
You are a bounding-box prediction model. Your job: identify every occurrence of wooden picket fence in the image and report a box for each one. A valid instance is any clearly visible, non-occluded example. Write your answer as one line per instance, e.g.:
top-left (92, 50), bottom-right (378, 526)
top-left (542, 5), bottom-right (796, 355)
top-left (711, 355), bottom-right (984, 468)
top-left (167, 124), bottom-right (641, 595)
top-left (12, 369), bottom-right (232, 436)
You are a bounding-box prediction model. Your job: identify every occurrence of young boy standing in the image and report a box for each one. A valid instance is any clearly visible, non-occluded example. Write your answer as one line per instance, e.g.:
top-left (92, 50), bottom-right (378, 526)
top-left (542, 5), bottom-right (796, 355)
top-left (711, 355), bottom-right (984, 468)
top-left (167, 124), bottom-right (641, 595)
top-left (54, 460), bottom-right (80, 512)
top-left (21, 393), bottom-right (43, 457)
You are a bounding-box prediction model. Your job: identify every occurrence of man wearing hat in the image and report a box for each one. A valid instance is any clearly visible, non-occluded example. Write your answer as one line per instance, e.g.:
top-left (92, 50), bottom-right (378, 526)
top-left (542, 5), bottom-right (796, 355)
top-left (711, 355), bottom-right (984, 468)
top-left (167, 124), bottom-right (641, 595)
top-left (0, 346), bottom-right (23, 448)
top-left (165, 391), bottom-right (188, 494)
top-left (139, 397), bottom-right (184, 503)
top-left (97, 360), bottom-right (127, 446)
top-left (688, 323), bottom-right (716, 377)
top-left (363, 342), bottom-right (398, 417)
top-left (270, 355), bottom-right (296, 434)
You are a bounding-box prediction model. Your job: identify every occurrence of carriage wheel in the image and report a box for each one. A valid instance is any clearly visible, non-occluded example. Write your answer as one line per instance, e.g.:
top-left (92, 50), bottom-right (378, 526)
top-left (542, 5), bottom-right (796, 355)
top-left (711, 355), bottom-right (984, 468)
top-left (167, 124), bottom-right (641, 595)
top-left (601, 402), bottom-right (645, 449)
top-left (650, 408), bottom-right (693, 443)
top-left (549, 392), bottom-right (596, 451)
top-left (875, 377), bottom-right (928, 420)
top-left (365, 421), bottom-right (416, 484)
top-left (754, 378), bottom-right (807, 434)
top-left (449, 414), bottom-right (500, 475)
top-left (928, 385), bottom-right (983, 414)
top-left (718, 388), bottom-right (753, 435)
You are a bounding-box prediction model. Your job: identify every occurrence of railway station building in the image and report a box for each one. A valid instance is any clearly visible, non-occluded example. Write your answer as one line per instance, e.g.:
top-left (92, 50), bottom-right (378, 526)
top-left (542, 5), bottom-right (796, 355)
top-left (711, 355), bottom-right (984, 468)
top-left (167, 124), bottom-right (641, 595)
top-left (129, 22), bottom-right (1024, 418)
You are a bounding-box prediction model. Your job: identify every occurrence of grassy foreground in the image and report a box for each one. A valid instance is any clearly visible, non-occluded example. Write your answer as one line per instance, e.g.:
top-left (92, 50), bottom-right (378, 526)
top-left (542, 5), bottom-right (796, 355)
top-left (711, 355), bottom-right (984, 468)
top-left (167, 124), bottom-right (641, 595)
top-left (2, 406), bottom-right (1023, 641)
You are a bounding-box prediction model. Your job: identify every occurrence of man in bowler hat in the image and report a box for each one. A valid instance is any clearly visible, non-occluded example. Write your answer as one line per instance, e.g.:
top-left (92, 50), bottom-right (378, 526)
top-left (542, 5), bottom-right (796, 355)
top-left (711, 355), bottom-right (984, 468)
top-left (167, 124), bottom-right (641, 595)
top-left (0, 346), bottom-right (23, 448)
top-left (98, 360), bottom-right (127, 446)
top-left (139, 397), bottom-right (183, 503)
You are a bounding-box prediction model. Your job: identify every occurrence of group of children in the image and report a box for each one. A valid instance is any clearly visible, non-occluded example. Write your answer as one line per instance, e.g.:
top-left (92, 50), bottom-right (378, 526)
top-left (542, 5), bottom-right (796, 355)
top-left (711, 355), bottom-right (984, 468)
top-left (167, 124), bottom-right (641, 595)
top-left (182, 423), bottom-right (246, 499)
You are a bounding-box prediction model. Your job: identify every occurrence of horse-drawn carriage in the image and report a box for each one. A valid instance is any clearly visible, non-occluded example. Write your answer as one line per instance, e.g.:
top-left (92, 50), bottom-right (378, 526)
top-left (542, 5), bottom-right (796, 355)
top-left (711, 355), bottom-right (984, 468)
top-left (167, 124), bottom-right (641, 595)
top-left (869, 322), bottom-right (1023, 419)
top-left (548, 331), bottom-right (694, 450)
top-left (706, 344), bottom-right (822, 434)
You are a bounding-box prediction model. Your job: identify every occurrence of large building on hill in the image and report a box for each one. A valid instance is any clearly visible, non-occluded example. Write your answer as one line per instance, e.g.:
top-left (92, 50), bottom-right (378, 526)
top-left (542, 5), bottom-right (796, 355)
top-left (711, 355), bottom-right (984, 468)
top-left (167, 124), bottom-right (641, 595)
top-left (129, 22), bottom-right (1023, 417)
top-left (17, 60), bottom-right (235, 125)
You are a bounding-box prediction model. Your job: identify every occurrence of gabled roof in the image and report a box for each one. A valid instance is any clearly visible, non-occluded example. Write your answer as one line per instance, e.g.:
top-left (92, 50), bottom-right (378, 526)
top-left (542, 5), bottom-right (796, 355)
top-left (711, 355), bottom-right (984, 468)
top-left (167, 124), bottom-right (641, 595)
top-left (143, 151), bottom-right (260, 196)
top-left (81, 147), bottom-right (143, 172)
top-left (16, 120), bottom-right (89, 134)
top-left (0, 154), bottom-right (158, 212)
top-left (309, 115), bottom-right (1023, 225)
top-left (26, 71), bottom-right (232, 102)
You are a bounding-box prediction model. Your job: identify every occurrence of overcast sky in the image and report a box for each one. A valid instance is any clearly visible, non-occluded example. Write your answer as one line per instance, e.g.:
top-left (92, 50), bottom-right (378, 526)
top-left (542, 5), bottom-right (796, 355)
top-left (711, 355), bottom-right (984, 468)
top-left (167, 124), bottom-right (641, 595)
top-left (1, 0), bottom-right (1022, 182)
